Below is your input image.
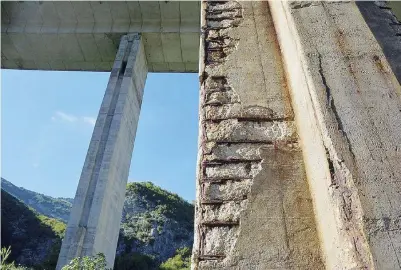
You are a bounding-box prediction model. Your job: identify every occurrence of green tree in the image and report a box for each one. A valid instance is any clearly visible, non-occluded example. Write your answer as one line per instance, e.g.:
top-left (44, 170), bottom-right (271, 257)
top-left (1, 190), bottom-right (65, 269)
top-left (159, 247), bottom-right (191, 270)
top-left (61, 253), bottom-right (110, 270)
top-left (0, 246), bottom-right (27, 270)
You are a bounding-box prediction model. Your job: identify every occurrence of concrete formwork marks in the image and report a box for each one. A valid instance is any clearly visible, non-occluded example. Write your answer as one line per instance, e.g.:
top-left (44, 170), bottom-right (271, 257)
top-left (193, 2), bottom-right (323, 269)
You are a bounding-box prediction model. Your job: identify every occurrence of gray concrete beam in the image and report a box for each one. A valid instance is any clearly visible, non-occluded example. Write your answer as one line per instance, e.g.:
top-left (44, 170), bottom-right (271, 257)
top-left (1, 1), bottom-right (200, 72)
top-left (56, 33), bottom-right (147, 269)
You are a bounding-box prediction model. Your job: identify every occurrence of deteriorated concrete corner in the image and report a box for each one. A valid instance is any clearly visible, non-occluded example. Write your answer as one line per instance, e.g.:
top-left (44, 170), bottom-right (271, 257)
top-left (192, 1), bottom-right (323, 269)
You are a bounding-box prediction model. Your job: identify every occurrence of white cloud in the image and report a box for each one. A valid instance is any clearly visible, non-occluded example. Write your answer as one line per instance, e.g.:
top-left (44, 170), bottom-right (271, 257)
top-left (52, 111), bottom-right (96, 127)
top-left (83, 117), bottom-right (96, 127)
top-left (55, 111), bottom-right (78, 122)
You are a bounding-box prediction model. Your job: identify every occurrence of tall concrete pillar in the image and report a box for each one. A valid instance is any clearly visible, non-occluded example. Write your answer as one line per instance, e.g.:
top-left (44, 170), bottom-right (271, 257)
top-left (268, 1), bottom-right (401, 269)
top-left (56, 33), bottom-right (147, 269)
top-left (194, 1), bottom-right (401, 269)
top-left (193, 2), bottom-right (323, 269)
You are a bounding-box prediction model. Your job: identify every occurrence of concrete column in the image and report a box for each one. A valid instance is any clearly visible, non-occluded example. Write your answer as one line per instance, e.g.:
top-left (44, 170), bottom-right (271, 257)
top-left (269, 1), bottom-right (401, 269)
top-left (56, 33), bottom-right (147, 269)
top-left (193, 2), bottom-right (323, 269)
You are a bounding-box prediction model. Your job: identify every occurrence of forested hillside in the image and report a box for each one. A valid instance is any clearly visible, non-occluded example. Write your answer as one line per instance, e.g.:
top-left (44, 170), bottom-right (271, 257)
top-left (1, 190), bottom-right (64, 269)
top-left (1, 179), bottom-right (194, 269)
top-left (1, 178), bottom-right (72, 222)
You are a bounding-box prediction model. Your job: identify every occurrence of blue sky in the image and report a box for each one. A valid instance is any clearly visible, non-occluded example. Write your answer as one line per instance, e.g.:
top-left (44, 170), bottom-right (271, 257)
top-left (1, 70), bottom-right (199, 202)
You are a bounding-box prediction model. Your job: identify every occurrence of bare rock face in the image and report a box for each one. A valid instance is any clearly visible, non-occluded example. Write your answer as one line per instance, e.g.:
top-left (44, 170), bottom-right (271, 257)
top-left (116, 182), bottom-right (194, 264)
top-left (193, 1), bottom-right (323, 269)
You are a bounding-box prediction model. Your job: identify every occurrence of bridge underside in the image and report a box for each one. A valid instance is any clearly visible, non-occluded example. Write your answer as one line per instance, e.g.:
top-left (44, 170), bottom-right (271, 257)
top-left (1, 1), bottom-right (200, 72)
top-left (2, 1), bottom-right (401, 270)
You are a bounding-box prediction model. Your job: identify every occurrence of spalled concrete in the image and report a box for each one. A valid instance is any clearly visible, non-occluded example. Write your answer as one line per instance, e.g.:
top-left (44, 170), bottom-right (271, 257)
top-left (56, 33), bottom-right (147, 269)
top-left (193, 2), bottom-right (323, 269)
top-left (2, 1), bottom-right (401, 268)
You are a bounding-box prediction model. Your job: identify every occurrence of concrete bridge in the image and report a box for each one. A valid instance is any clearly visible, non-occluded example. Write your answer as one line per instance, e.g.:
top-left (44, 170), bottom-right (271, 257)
top-left (1, 1), bottom-right (200, 72)
top-left (2, 1), bottom-right (401, 269)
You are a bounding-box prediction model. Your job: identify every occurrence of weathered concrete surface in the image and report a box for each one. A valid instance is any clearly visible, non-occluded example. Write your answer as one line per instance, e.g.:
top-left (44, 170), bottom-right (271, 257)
top-left (388, 1), bottom-right (401, 20)
top-left (56, 34), bottom-right (147, 269)
top-left (357, 1), bottom-right (401, 82)
top-left (193, 2), bottom-right (323, 269)
top-left (270, 1), bottom-right (401, 269)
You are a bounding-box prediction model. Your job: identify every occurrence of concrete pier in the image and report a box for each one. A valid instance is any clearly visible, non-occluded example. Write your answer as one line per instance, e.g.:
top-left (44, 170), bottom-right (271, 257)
top-left (270, 1), bottom-right (401, 268)
top-left (2, 1), bottom-right (401, 269)
top-left (193, 2), bottom-right (323, 268)
top-left (193, 1), bottom-right (401, 269)
top-left (56, 34), bottom-right (147, 269)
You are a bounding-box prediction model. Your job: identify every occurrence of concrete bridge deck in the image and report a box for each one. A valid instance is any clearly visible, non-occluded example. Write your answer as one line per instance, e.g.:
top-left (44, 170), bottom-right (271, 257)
top-left (1, 1), bottom-right (200, 72)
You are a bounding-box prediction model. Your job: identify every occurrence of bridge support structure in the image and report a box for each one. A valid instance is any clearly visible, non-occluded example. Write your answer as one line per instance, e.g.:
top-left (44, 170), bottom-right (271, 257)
top-left (52, 1), bottom-right (401, 269)
top-left (193, 1), bottom-right (401, 269)
top-left (56, 33), bottom-right (147, 269)
top-left (269, 1), bottom-right (401, 268)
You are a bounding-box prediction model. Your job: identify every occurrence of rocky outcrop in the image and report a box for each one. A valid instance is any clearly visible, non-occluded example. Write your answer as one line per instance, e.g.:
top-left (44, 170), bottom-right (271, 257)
top-left (116, 182), bottom-right (194, 264)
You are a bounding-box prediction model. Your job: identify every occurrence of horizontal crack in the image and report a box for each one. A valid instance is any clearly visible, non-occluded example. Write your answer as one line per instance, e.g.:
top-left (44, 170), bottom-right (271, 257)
top-left (201, 117), bottom-right (294, 123)
top-left (205, 139), bottom-right (298, 144)
top-left (201, 221), bottom-right (240, 227)
top-left (198, 255), bottom-right (226, 261)
top-left (206, 15), bottom-right (241, 20)
top-left (202, 159), bottom-right (262, 166)
top-left (201, 177), bottom-right (254, 183)
top-left (236, 116), bottom-right (294, 122)
top-left (201, 199), bottom-right (246, 205)
top-left (203, 101), bottom-right (240, 107)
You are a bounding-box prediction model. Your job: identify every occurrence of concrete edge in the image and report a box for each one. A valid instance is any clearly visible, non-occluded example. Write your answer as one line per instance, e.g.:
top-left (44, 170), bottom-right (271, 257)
top-left (268, 1), bottom-right (371, 269)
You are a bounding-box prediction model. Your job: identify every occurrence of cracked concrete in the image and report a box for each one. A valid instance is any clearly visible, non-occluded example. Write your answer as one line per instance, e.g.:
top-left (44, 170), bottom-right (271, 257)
top-left (3, 0), bottom-right (401, 268)
top-left (196, 1), bottom-right (401, 269)
top-left (270, 1), bottom-right (401, 268)
top-left (193, 1), bottom-right (323, 269)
